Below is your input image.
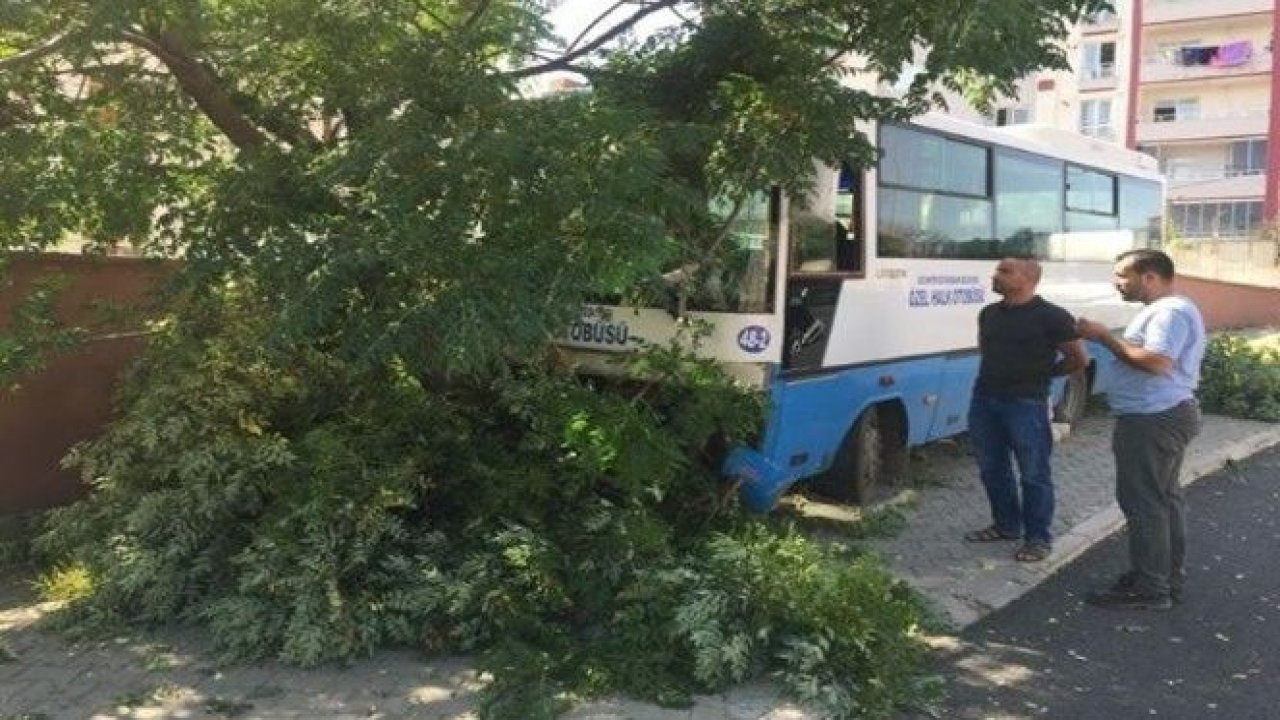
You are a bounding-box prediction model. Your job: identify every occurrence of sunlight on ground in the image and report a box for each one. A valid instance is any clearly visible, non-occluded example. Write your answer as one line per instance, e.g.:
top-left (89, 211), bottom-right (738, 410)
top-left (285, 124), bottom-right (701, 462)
top-left (0, 598), bottom-right (61, 632)
top-left (957, 654), bottom-right (1038, 688)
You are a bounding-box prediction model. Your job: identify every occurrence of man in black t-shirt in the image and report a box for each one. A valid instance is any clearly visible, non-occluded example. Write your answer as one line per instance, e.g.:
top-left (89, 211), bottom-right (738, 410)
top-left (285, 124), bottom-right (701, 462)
top-left (963, 257), bottom-right (1088, 563)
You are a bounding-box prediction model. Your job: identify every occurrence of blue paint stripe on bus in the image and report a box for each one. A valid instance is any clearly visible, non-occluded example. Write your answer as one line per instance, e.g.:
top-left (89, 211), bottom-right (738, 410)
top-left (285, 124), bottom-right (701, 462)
top-left (732, 337), bottom-right (1120, 509)
top-left (760, 354), bottom-right (955, 483)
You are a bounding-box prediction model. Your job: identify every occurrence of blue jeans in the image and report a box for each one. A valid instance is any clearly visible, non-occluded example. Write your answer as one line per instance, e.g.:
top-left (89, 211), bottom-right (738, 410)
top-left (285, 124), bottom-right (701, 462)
top-left (968, 393), bottom-right (1055, 545)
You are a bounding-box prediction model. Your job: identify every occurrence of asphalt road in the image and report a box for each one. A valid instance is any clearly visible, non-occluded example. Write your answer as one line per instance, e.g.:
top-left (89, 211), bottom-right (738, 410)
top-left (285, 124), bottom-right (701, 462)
top-left (914, 443), bottom-right (1280, 720)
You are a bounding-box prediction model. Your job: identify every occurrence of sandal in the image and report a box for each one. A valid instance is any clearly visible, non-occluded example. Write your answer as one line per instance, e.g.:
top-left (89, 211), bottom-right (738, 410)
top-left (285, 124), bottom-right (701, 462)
top-left (964, 526), bottom-right (1020, 542)
top-left (1015, 542), bottom-right (1051, 563)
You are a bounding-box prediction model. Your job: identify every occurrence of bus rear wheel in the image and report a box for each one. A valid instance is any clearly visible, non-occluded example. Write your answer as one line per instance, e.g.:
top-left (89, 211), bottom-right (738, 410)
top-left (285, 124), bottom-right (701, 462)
top-left (816, 404), bottom-right (907, 505)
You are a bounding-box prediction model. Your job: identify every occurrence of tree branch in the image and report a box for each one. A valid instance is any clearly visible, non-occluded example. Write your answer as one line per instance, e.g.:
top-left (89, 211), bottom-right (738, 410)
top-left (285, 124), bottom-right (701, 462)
top-left (566, 0), bottom-right (629, 52)
top-left (0, 28), bottom-right (82, 72)
top-left (507, 0), bottom-right (681, 79)
top-left (120, 27), bottom-right (270, 151)
top-left (462, 0), bottom-right (492, 32)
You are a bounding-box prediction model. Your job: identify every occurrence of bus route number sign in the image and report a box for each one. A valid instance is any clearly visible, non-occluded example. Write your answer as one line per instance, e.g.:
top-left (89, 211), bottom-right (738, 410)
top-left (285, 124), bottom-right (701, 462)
top-left (737, 325), bottom-right (772, 354)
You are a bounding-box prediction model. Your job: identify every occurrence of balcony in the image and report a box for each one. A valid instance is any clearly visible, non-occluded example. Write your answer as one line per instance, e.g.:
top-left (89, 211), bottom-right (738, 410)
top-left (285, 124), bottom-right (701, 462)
top-left (1079, 63), bottom-right (1118, 91)
top-left (1141, 50), bottom-right (1269, 82)
top-left (1140, 50), bottom-right (1272, 84)
top-left (1135, 106), bottom-right (1269, 142)
top-left (1166, 167), bottom-right (1266, 201)
top-left (1145, 0), bottom-right (1272, 26)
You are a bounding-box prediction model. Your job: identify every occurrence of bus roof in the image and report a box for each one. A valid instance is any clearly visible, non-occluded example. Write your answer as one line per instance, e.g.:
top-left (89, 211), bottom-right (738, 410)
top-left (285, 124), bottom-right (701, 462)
top-left (910, 112), bottom-right (1164, 183)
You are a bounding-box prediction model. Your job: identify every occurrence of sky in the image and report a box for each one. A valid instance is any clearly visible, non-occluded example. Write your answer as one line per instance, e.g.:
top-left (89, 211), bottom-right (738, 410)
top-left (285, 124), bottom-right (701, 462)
top-left (546, 1), bottom-right (684, 49)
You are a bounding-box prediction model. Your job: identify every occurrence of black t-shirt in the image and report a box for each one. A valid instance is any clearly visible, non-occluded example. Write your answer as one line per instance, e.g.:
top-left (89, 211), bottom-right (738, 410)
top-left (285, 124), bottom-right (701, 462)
top-left (974, 296), bottom-right (1079, 399)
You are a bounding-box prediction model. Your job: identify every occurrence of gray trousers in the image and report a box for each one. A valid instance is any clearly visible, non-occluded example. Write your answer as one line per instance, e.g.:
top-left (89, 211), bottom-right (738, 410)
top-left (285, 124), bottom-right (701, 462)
top-left (1112, 400), bottom-right (1202, 596)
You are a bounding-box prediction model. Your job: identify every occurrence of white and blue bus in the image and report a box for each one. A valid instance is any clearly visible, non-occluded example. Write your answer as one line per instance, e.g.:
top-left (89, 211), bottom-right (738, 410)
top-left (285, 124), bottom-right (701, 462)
top-left (561, 113), bottom-right (1164, 511)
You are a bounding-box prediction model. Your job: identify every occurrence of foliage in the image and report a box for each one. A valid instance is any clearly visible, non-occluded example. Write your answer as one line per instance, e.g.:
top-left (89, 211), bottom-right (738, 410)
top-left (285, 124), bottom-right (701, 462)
top-left (0, 511), bottom-right (39, 568)
top-left (1198, 333), bottom-right (1280, 422)
top-left (0, 268), bottom-right (86, 390)
top-left (2, 1), bottom-right (1106, 378)
top-left (32, 564), bottom-right (94, 604)
top-left (32, 287), bottom-right (937, 718)
top-left (9, 1), bottom-right (1102, 717)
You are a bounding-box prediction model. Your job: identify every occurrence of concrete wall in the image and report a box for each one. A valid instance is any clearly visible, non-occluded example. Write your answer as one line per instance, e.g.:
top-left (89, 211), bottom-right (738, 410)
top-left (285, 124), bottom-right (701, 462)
top-left (1, 254), bottom-right (173, 514)
top-left (1170, 239), bottom-right (1280, 285)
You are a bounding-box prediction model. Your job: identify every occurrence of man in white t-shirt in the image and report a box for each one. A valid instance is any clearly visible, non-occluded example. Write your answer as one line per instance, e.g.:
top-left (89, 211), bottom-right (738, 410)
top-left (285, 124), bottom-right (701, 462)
top-left (1077, 249), bottom-right (1206, 611)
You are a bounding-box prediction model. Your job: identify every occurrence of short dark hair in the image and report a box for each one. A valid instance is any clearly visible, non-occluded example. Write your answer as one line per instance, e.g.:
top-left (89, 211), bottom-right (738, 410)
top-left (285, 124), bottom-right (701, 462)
top-left (1116, 248), bottom-right (1175, 280)
top-left (1002, 255), bottom-right (1042, 283)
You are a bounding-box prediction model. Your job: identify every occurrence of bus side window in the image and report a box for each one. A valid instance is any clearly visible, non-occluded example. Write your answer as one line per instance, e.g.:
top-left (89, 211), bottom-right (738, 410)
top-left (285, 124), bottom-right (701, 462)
top-left (789, 163), bottom-right (865, 275)
top-left (834, 163), bottom-right (864, 274)
top-left (789, 203), bottom-right (838, 273)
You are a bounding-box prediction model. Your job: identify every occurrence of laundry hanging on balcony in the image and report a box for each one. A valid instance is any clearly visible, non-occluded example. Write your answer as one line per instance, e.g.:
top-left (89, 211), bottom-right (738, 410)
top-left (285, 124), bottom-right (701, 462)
top-left (1176, 46), bottom-right (1218, 65)
top-left (1175, 41), bottom-right (1254, 67)
top-left (1211, 40), bottom-right (1253, 67)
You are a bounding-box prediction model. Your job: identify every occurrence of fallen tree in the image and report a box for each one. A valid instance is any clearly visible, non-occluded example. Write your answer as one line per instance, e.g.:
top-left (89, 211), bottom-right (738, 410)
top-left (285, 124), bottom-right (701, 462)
top-left (3, 1), bottom-right (1106, 716)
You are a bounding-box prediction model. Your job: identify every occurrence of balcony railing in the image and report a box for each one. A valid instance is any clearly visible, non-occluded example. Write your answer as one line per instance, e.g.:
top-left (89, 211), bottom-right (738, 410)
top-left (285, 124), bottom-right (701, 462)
top-left (1136, 106), bottom-right (1269, 142)
top-left (1080, 126), bottom-right (1117, 141)
top-left (1149, 104), bottom-right (1268, 123)
top-left (1165, 165), bottom-right (1265, 180)
top-left (1168, 239), bottom-right (1280, 288)
top-left (1082, 63), bottom-right (1117, 80)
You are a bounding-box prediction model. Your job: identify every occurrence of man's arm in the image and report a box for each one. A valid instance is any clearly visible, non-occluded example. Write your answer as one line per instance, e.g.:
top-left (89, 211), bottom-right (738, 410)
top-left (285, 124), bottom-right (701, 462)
top-left (1076, 318), bottom-right (1174, 376)
top-left (1053, 338), bottom-right (1089, 377)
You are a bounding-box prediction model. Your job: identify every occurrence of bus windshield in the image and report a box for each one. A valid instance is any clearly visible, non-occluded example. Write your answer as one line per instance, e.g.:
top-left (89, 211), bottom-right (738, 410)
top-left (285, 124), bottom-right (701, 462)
top-left (641, 191), bottom-right (778, 313)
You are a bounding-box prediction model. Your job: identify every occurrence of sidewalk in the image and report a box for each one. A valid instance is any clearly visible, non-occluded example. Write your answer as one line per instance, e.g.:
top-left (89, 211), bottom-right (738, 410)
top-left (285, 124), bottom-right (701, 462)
top-left (2, 412), bottom-right (1277, 720)
top-left (862, 410), bottom-right (1280, 629)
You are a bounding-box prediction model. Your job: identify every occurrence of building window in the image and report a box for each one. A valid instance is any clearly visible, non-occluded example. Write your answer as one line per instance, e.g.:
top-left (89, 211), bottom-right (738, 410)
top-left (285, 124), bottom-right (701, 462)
top-left (1152, 98), bottom-right (1200, 123)
top-left (1079, 99), bottom-right (1113, 139)
top-left (1228, 139), bottom-right (1267, 176)
top-left (994, 106), bottom-right (1033, 126)
top-left (1082, 41), bottom-right (1116, 79)
top-left (1085, 9), bottom-right (1117, 25)
top-left (1171, 201), bottom-right (1264, 239)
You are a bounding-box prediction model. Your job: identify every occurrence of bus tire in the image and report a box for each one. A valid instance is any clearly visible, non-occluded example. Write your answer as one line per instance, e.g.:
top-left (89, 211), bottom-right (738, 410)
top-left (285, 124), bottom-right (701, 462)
top-left (818, 404), bottom-right (907, 505)
top-left (1052, 368), bottom-right (1090, 424)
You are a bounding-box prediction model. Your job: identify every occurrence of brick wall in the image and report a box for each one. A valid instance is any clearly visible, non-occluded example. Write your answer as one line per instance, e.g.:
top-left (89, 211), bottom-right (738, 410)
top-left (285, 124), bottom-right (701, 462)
top-left (1178, 275), bottom-right (1280, 331)
top-left (1, 254), bottom-right (174, 514)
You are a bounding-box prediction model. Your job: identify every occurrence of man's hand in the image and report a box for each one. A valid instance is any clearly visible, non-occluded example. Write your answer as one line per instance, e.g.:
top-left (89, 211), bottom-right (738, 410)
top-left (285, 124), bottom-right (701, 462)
top-left (1076, 316), bottom-right (1174, 376)
top-left (1076, 317), bottom-right (1109, 341)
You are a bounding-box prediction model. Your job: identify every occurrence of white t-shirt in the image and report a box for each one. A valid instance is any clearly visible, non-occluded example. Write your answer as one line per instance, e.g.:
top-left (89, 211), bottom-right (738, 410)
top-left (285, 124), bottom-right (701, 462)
top-left (1100, 295), bottom-right (1206, 415)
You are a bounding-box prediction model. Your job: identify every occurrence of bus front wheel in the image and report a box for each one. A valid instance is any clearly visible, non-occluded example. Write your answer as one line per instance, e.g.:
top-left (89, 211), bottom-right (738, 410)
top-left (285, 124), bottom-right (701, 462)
top-left (816, 404), bottom-right (907, 505)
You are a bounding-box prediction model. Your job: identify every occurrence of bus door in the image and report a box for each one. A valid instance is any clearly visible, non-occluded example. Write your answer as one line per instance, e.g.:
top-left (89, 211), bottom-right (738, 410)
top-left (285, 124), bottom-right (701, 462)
top-left (783, 163), bottom-right (866, 373)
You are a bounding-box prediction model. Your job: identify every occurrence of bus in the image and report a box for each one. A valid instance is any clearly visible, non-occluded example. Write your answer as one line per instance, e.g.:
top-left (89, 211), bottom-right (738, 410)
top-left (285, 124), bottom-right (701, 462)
top-left (560, 112), bottom-right (1164, 512)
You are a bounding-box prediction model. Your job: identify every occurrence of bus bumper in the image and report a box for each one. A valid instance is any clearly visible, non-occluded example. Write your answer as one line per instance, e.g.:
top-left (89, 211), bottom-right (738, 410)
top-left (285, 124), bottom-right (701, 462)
top-left (723, 447), bottom-right (791, 512)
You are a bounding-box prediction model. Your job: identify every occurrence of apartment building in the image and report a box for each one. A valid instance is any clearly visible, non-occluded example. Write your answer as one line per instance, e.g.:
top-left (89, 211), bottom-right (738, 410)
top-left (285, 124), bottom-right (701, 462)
top-left (975, 0), bottom-right (1279, 243)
